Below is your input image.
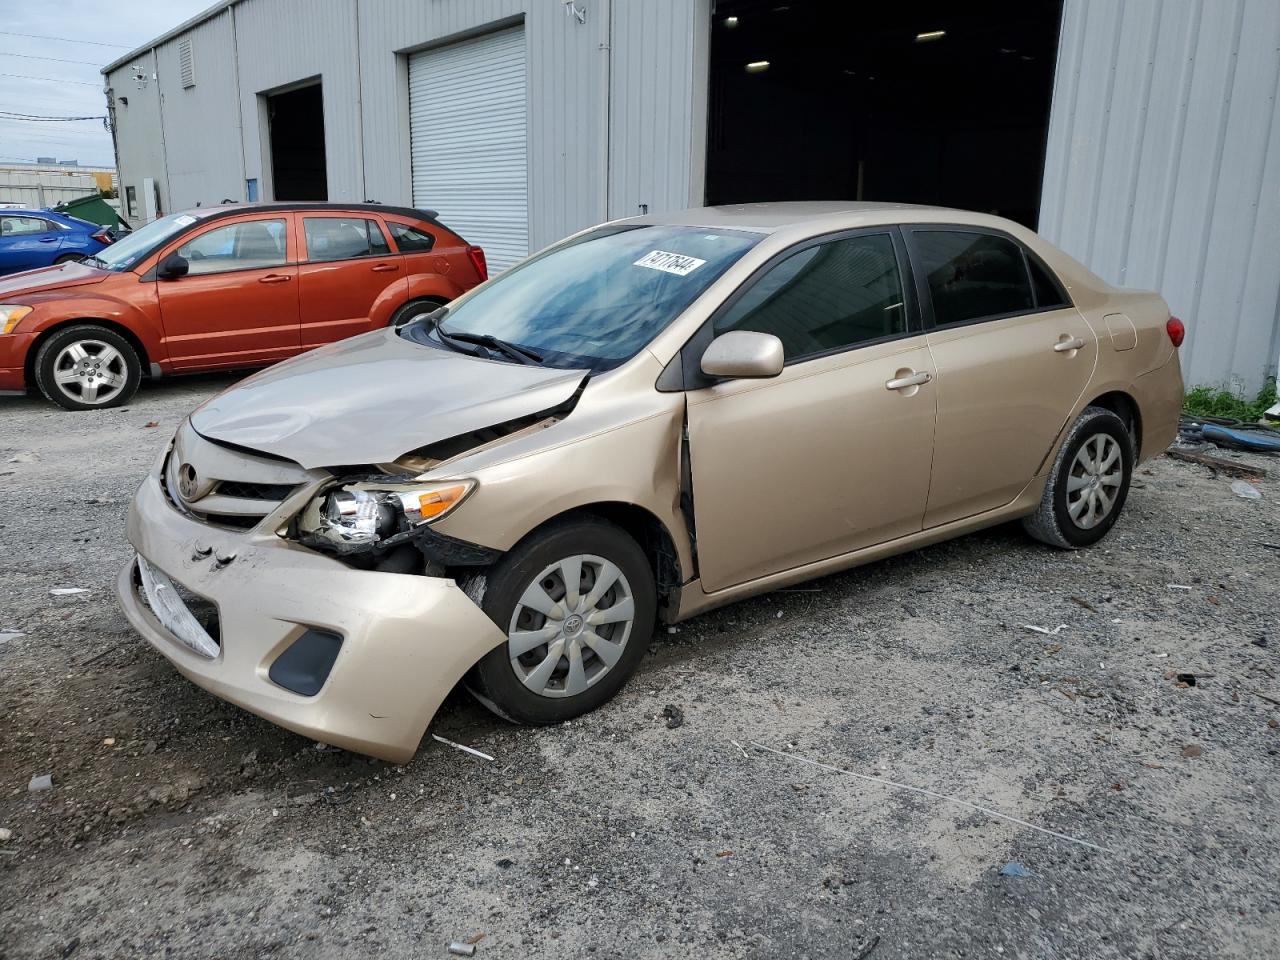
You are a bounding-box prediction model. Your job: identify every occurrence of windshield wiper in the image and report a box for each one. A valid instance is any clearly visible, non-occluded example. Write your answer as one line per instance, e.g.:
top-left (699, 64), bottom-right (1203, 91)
top-left (439, 328), bottom-right (544, 365)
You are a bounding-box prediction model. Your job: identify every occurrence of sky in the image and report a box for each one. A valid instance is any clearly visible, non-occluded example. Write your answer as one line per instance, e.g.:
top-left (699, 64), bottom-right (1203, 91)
top-left (0, 0), bottom-right (212, 167)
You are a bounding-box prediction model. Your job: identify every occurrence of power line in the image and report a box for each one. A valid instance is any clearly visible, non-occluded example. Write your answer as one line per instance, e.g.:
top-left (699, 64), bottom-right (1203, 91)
top-left (0, 31), bottom-right (129, 48)
top-left (0, 51), bottom-right (103, 67)
top-left (0, 111), bottom-right (107, 122)
top-left (0, 72), bottom-right (102, 87)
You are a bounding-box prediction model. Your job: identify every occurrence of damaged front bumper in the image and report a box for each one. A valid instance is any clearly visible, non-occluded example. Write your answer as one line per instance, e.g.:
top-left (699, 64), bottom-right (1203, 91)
top-left (117, 470), bottom-right (507, 762)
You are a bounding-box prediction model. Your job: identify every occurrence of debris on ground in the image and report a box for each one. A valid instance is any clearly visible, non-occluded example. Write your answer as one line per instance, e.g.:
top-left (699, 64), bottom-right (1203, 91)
top-left (7, 451), bottom-right (38, 463)
top-left (1167, 584), bottom-right (1193, 591)
top-left (852, 935), bottom-right (882, 960)
top-left (1068, 596), bottom-right (1097, 612)
top-left (661, 704), bottom-right (685, 728)
top-left (430, 734), bottom-right (494, 761)
top-left (48, 588), bottom-right (90, 597)
top-left (447, 942), bottom-right (477, 957)
top-left (1231, 480), bottom-right (1263, 500)
top-left (28, 774), bottom-right (52, 792)
top-left (1181, 744), bottom-right (1204, 759)
top-left (1000, 862), bottom-right (1033, 878)
top-left (1024, 624), bottom-right (1067, 635)
top-left (0, 630), bottom-right (24, 644)
top-left (0, 827), bottom-right (12, 841)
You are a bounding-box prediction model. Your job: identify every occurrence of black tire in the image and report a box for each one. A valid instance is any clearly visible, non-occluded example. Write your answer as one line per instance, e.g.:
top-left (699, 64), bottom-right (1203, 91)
top-left (33, 324), bottom-right (142, 411)
top-left (53, 253), bottom-right (85, 265)
top-left (1023, 405), bottom-right (1134, 549)
top-left (466, 517), bottom-right (657, 724)
top-left (389, 297), bottom-right (447, 329)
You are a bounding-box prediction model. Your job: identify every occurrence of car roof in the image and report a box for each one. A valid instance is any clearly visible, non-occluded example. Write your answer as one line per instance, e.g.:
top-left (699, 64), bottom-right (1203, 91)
top-left (171, 201), bottom-right (440, 224)
top-left (627, 201), bottom-right (1012, 234)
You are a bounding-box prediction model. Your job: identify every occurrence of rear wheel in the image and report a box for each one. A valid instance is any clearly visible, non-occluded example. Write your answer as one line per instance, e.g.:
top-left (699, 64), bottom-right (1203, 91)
top-left (389, 297), bottom-right (447, 329)
top-left (1023, 406), bottom-right (1133, 549)
top-left (33, 324), bottom-right (141, 411)
top-left (53, 253), bottom-right (85, 265)
top-left (467, 517), bottom-right (656, 724)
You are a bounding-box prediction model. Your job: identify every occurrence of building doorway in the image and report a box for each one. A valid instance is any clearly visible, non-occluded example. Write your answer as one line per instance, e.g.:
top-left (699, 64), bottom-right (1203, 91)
top-left (267, 82), bottom-right (327, 201)
top-left (705, 0), bottom-right (1063, 227)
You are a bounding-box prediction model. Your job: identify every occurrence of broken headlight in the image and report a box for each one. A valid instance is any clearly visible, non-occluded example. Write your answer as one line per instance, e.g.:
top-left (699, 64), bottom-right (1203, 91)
top-left (298, 480), bottom-right (475, 553)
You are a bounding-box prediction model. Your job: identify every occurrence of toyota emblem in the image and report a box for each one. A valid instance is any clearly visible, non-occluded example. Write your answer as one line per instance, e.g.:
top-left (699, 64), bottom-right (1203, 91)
top-left (177, 463), bottom-right (199, 501)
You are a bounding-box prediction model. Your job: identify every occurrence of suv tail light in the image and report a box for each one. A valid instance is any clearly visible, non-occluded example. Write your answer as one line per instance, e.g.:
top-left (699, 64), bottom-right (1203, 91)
top-left (1166, 315), bottom-right (1185, 348)
top-left (466, 245), bottom-right (488, 282)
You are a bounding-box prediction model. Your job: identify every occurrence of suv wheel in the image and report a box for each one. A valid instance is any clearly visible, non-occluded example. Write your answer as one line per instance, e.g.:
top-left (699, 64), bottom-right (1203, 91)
top-left (467, 517), bottom-right (656, 724)
top-left (33, 324), bottom-right (141, 411)
top-left (1023, 405), bottom-right (1134, 549)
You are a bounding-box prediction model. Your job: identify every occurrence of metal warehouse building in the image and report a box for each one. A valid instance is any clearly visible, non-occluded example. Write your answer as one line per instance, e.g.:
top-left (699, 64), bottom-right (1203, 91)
top-left (103, 0), bottom-right (1280, 390)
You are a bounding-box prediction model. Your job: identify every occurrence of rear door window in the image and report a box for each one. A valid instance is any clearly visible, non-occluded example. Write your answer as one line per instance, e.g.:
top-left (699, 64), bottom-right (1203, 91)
top-left (388, 221), bottom-right (436, 253)
top-left (913, 230), bottom-right (1034, 326)
top-left (1, 216), bottom-right (54, 236)
top-left (715, 232), bottom-right (908, 361)
top-left (303, 217), bottom-right (391, 262)
top-left (177, 218), bottom-right (288, 275)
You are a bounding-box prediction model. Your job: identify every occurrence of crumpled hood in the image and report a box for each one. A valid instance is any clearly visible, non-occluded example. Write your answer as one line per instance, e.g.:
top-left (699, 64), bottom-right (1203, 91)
top-left (0, 261), bottom-right (108, 299)
top-left (190, 328), bottom-right (587, 469)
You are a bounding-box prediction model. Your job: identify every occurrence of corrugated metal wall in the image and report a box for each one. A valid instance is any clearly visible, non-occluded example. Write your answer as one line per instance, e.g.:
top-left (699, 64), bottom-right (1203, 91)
top-left (1040, 0), bottom-right (1280, 391)
top-left (107, 0), bottom-right (710, 251)
top-left (152, 9), bottom-right (244, 209)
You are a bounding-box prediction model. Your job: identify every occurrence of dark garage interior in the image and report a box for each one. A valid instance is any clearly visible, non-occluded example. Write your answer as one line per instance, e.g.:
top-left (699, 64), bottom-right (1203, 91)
top-left (706, 0), bottom-right (1064, 227)
top-left (267, 82), bottom-right (328, 201)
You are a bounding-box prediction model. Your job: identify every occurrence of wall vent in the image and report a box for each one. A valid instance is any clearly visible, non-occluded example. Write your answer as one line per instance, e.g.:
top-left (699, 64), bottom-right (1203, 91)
top-left (178, 38), bottom-right (195, 89)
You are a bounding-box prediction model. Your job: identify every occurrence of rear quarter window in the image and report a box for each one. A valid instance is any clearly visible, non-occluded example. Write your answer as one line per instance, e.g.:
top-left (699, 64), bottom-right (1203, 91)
top-left (388, 221), bottom-right (436, 253)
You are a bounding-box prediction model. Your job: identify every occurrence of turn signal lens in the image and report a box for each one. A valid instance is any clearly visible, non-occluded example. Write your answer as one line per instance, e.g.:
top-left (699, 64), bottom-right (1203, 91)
top-left (1166, 315), bottom-right (1185, 348)
top-left (398, 482), bottom-right (474, 523)
top-left (0, 304), bottom-right (34, 335)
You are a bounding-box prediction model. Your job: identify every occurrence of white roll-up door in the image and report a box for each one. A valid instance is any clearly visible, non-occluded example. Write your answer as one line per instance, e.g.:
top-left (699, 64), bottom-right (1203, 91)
top-left (409, 26), bottom-right (528, 273)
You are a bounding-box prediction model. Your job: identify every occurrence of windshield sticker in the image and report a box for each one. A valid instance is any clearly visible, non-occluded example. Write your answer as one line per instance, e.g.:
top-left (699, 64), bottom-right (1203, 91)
top-left (174, 215), bottom-right (197, 226)
top-left (633, 250), bottom-right (707, 276)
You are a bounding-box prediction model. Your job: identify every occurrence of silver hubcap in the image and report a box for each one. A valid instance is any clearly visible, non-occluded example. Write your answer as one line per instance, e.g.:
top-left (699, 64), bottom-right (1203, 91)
top-left (52, 339), bottom-right (127, 405)
top-left (507, 554), bottom-right (635, 699)
top-left (1066, 433), bottom-right (1123, 529)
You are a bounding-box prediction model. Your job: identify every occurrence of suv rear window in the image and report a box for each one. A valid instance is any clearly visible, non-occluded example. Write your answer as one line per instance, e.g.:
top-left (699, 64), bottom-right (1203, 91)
top-left (388, 221), bottom-right (435, 253)
top-left (914, 231), bottom-right (1034, 326)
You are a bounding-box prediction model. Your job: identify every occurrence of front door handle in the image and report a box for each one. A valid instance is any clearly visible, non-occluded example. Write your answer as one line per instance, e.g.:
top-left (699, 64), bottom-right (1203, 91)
top-left (885, 370), bottom-right (932, 391)
top-left (1053, 336), bottom-right (1086, 353)
top-left (259, 273), bottom-right (292, 284)
top-left (371, 263), bottom-right (399, 272)
top-left (39, 237), bottom-right (58, 243)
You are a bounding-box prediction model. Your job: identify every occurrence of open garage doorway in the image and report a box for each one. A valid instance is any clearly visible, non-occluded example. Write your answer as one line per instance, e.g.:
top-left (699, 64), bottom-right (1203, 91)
top-left (267, 82), bottom-right (327, 201)
top-left (706, 0), bottom-right (1063, 227)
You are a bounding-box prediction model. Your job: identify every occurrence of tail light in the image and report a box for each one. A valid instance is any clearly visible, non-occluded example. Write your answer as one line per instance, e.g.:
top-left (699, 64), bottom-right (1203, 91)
top-left (466, 245), bottom-right (488, 282)
top-left (1166, 315), bottom-right (1185, 348)
top-left (91, 229), bottom-right (114, 244)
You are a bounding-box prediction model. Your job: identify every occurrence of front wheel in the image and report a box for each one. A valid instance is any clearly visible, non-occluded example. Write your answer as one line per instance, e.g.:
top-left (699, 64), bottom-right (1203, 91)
top-left (1023, 405), bottom-right (1134, 549)
top-left (466, 517), bottom-right (656, 724)
top-left (33, 324), bottom-right (142, 411)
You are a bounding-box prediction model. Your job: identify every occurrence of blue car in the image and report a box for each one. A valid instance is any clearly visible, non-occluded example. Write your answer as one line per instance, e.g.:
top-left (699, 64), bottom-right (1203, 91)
top-left (0, 209), bottom-right (116, 276)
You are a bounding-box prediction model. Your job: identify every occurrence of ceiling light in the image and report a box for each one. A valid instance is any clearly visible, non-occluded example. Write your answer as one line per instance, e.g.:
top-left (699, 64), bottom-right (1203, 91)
top-left (745, 60), bottom-right (771, 74)
top-left (723, 15), bottom-right (739, 28)
top-left (915, 29), bottom-right (946, 43)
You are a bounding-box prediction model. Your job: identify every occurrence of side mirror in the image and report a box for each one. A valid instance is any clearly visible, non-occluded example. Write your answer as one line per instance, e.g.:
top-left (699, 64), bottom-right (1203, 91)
top-left (700, 330), bottom-right (784, 380)
top-left (157, 253), bottom-right (189, 279)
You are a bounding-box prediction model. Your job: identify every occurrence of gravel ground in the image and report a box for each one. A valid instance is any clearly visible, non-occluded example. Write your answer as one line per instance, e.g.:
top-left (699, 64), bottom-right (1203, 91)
top-left (1, 377), bottom-right (1278, 960)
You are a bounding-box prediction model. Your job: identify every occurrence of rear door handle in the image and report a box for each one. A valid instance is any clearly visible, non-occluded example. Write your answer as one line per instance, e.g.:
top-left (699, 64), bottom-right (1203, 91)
top-left (259, 274), bottom-right (292, 284)
top-left (371, 263), bottom-right (399, 272)
top-left (885, 370), bottom-right (932, 391)
top-left (1053, 337), bottom-right (1086, 352)
top-left (39, 237), bottom-right (58, 243)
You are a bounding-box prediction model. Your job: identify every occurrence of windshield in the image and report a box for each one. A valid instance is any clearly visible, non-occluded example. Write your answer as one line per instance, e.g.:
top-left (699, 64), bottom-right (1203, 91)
top-left (419, 224), bottom-right (760, 370)
top-left (89, 212), bottom-right (204, 272)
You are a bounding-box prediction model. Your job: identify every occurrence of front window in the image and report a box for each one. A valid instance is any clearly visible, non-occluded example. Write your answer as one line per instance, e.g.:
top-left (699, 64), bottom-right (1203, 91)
top-left (410, 225), bottom-right (759, 370)
top-left (89, 212), bottom-right (210, 272)
top-left (178, 219), bottom-right (287, 274)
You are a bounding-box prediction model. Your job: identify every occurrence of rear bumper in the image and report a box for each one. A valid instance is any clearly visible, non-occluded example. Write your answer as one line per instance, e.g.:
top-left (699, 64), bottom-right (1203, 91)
top-left (117, 471), bottom-right (507, 762)
top-left (0, 332), bottom-right (35, 391)
top-left (1132, 349), bottom-right (1183, 462)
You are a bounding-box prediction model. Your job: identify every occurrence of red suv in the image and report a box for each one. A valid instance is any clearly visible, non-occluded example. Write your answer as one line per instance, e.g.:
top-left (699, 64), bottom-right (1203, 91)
top-left (0, 203), bottom-right (487, 410)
